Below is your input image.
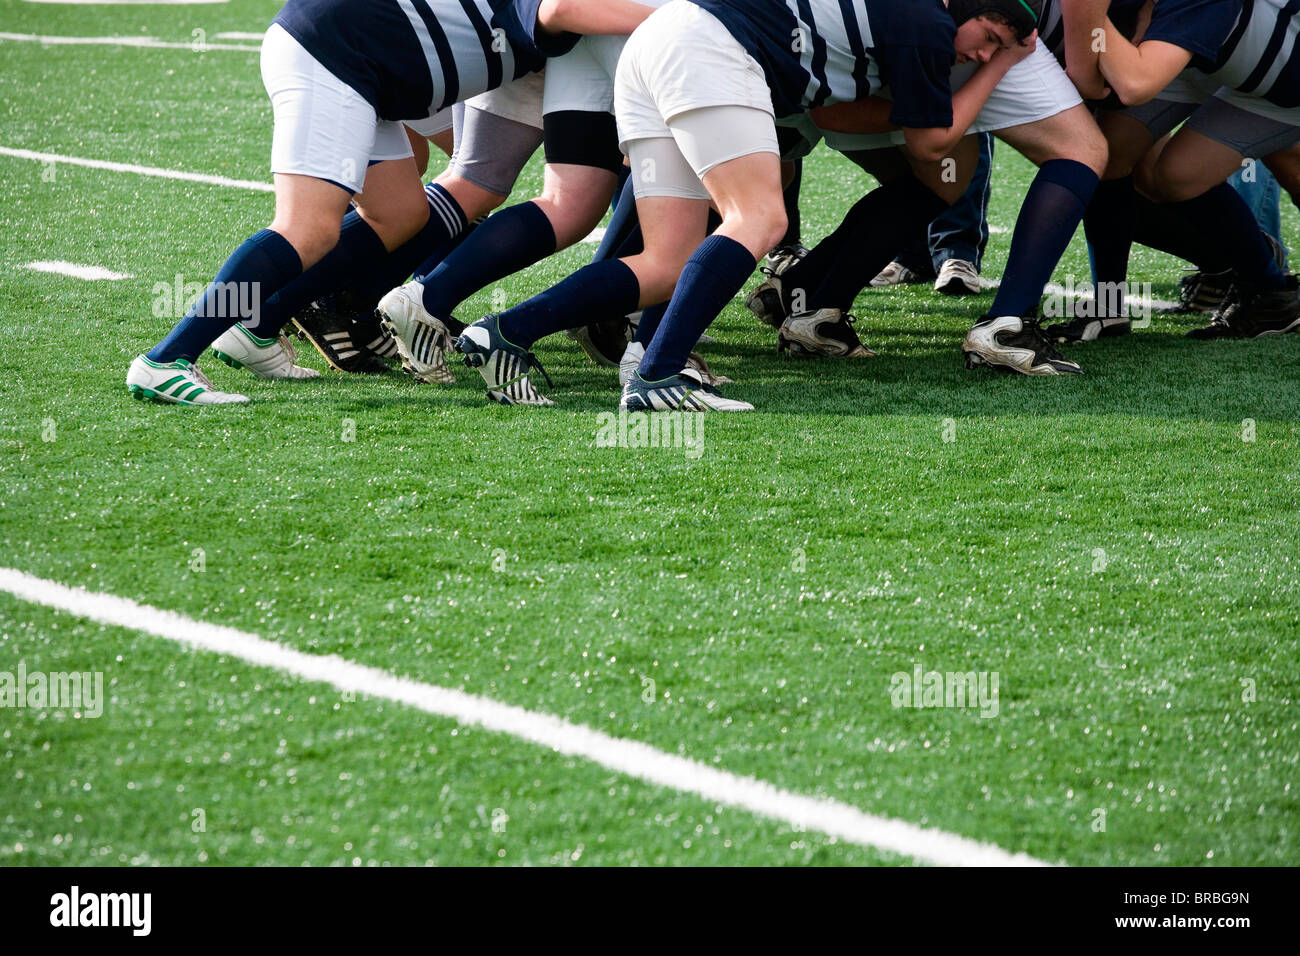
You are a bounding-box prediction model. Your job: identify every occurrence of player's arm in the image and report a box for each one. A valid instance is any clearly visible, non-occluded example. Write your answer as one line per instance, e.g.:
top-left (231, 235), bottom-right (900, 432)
top-left (901, 36), bottom-right (1037, 162)
top-left (812, 35), bottom-right (1037, 148)
top-left (536, 0), bottom-right (657, 37)
top-left (809, 97), bottom-right (896, 135)
top-left (1096, 18), bottom-right (1193, 106)
top-left (1060, 0), bottom-right (1112, 99)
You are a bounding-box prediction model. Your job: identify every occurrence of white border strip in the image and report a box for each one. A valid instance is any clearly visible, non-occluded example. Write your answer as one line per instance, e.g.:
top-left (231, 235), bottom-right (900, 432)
top-left (23, 261), bottom-right (134, 280)
top-left (0, 32), bottom-right (256, 51)
top-left (0, 146), bottom-right (273, 192)
top-left (0, 567), bottom-right (1050, 867)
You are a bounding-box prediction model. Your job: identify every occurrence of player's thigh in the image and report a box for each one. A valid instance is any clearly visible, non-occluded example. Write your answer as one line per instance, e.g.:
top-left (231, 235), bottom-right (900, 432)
top-left (454, 76), bottom-right (546, 204)
top-left (1147, 129), bottom-right (1245, 202)
top-left (1096, 110), bottom-right (1159, 181)
top-left (626, 194), bottom-right (711, 300)
top-left (1152, 94), bottom-right (1300, 202)
top-left (1263, 142), bottom-right (1300, 204)
top-left (537, 163), bottom-right (620, 244)
top-left (352, 154), bottom-right (429, 250)
top-left (905, 134), bottom-right (979, 204)
top-left (995, 104), bottom-right (1107, 174)
top-left (669, 105), bottom-right (785, 257)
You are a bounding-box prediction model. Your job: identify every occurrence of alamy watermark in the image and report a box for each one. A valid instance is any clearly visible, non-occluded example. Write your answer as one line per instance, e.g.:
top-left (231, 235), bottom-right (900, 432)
top-left (1042, 277), bottom-right (1153, 328)
top-left (152, 275), bottom-right (260, 323)
top-left (1, 661), bottom-right (104, 718)
top-left (594, 411), bottom-right (705, 460)
top-left (890, 664), bottom-right (1000, 718)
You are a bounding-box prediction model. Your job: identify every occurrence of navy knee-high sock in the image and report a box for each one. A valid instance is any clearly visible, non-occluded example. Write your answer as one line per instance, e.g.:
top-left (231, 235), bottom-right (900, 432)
top-left (496, 259), bottom-right (640, 349)
top-left (990, 159), bottom-right (1098, 318)
top-left (781, 158), bottom-right (803, 247)
top-left (634, 302), bottom-right (668, 346)
top-left (808, 178), bottom-right (946, 312)
top-left (353, 183), bottom-right (468, 300)
top-left (779, 191), bottom-right (876, 299)
top-left (630, 209), bottom-right (723, 344)
top-left (420, 200), bottom-right (557, 318)
top-left (641, 236), bottom-right (756, 381)
top-left (147, 229), bottom-right (301, 363)
top-left (594, 174), bottom-right (641, 263)
top-left (246, 212), bottom-right (391, 338)
top-left (1174, 182), bottom-right (1286, 288)
top-left (1084, 176), bottom-right (1135, 284)
top-left (1130, 195), bottom-right (1208, 267)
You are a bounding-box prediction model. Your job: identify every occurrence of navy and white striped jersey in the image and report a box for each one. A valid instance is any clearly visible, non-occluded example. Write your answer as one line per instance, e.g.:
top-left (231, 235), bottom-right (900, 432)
top-left (1206, 0), bottom-right (1300, 107)
top-left (273, 0), bottom-right (577, 122)
top-left (691, 0), bottom-right (959, 127)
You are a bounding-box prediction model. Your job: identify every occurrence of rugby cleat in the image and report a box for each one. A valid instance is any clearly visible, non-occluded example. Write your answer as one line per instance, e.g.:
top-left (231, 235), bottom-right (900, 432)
top-left (1045, 313), bottom-right (1132, 343)
top-left (1167, 269), bottom-right (1234, 315)
top-left (934, 258), bottom-right (981, 296)
top-left (870, 261), bottom-right (929, 288)
top-left (778, 308), bottom-right (876, 358)
top-left (745, 269), bottom-right (792, 328)
top-left (1188, 276), bottom-right (1300, 339)
top-left (618, 341), bottom-right (733, 389)
top-left (619, 367), bottom-right (753, 413)
top-left (126, 355), bottom-right (249, 406)
top-left (764, 242), bottom-right (809, 277)
top-left (566, 315), bottom-right (630, 367)
top-left (292, 294), bottom-right (389, 374)
top-left (455, 314), bottom-right (554, 406)
top-left (963, 314), bottom-right (1083, 375)
top-left (619, 341), bottom-right (645, 388)
top-left (376, 281), bottom-right (456, 384)
top-left (355, 311), bottom-right (403, 361)
top-left (211, 325), bottom-right (320, 379)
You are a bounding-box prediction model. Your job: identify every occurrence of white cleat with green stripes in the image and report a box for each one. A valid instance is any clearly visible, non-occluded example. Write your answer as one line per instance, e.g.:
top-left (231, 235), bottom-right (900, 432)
top-left (126, 356), bottom-right (250, 406)
top-left (211, 324), bottom-right (321, 379)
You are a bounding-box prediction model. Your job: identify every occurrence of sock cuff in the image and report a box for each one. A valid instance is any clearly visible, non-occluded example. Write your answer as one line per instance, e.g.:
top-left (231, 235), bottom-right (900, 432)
top-left (250, 229), bottom-right (303, 284)
top-left (1039, 159), bottom-right (1100, 205)
top-left (425, 182), bottom-right (469, 235)
top-left (689, 235), bottom-right (756, 276)
top-left (518, 200), bottom-right (559, 251)
top-left (342, 212), bottom-right (390, 260)
top-left (601, 257), bottom-right (642, 315)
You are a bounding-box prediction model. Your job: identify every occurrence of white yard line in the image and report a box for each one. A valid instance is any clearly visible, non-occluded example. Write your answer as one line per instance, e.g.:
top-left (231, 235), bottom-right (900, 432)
top-left (214, 31), bottom-right (265, 41)
top-left (0, 146), bottom-right (273, 192)
top-left (0, 32), bottom-right (255, 51)
top-left (22, 1), bottom-right (229, 6)
top-left (0, 566), bottom-right (1050, 867)
top-left (23, 261), bottom-right (134, 281)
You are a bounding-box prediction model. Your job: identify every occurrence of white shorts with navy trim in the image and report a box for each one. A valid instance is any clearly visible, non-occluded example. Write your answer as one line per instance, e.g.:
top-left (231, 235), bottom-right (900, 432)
top-left (262, 23), bottom-right (413, 194)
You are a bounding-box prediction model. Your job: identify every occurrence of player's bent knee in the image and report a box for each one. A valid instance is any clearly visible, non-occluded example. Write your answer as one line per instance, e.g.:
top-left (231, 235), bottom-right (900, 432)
top-left (270, 220), bottom-right (341, 270)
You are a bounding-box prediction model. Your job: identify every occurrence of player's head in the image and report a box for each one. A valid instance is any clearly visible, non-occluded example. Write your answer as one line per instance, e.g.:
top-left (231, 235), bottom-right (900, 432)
top-left (948, 0), bottom-right (1042, 63)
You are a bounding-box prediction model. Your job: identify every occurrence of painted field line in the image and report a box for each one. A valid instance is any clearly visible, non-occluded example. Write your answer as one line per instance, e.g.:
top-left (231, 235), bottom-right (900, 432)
top-left (0, 567), bottom-right (1050, 867)
top-left (23, 261), bottom-right (134, 281)
top-left (215, 31), bottom-right (265, 41)
top-left (24, 0), bottom-right (227, 5)
top-left (0, 146), bottom-right (273, 193)
top-left (0, 32), bottom-right (256, 51)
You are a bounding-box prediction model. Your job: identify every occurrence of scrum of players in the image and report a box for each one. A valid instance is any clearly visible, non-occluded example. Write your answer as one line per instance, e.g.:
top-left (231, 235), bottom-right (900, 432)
top-left (126, 0), bottom-right (1300, 411)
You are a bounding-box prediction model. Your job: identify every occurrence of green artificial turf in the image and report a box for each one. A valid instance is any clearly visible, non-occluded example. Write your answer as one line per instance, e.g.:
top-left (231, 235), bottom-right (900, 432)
top-left (1, 0), bottom-right (1297, 866)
